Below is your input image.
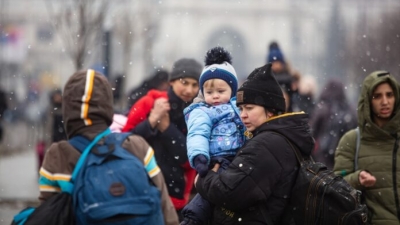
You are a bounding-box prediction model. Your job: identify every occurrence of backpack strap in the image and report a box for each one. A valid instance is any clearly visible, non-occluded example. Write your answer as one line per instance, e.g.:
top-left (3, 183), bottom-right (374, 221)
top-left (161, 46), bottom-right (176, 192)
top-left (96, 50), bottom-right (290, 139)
top-left (69, 136), bottom-right (91, 153)
top-left (70, 129), bottom-right (112, 183)
top-left (104, 132), bottom-right (131, 147)
top-left (271, 131), bottom-right (311, 164)
top-left (354, 127), bottom-right (361, 171)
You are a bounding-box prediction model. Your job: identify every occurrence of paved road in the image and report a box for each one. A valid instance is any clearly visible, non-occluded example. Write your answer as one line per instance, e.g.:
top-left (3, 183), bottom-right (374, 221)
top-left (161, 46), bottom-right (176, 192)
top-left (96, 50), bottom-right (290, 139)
top-left (0, 149), bottom-right (39, 225)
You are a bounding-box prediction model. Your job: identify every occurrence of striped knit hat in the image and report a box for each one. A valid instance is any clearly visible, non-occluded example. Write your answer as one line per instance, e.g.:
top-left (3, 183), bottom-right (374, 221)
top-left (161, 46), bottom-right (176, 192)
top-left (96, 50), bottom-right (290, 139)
top-left (199, 47), bottom-right (238, 97)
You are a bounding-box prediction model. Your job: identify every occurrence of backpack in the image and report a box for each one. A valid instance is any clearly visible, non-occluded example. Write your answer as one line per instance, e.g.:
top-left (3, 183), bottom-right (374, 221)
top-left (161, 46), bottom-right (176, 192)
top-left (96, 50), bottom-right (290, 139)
top-left (11, 193), bottom-right (75, 225)
top-left (10, 129), bottom-right (111, 225)
top-left (69, 131), bottom-right (164, 225)
top-left (275, 133), bottom-right (368, 225)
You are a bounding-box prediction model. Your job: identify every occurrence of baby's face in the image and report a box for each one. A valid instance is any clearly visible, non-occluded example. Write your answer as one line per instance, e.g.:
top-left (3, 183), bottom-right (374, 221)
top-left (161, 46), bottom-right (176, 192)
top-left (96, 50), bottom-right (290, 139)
top-left (203, 79), bottom-right (232, 106)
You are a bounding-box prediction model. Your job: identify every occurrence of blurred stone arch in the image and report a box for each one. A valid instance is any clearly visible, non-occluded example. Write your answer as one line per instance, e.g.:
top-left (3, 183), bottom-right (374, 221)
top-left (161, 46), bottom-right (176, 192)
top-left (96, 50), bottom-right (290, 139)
top-left (206, 26), bottom-right (247, 82)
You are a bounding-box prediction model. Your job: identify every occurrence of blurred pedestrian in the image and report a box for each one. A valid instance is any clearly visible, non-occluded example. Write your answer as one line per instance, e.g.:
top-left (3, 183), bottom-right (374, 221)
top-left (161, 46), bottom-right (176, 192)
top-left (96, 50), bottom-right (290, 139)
top-left (334, 71), bottom-right (400, 225)
top-left (49, 90), bottom-right (66, 143)
top-left (291, 72), bottom-right (316, 115)
top-left (38, 69), bottom-right (179, 224)
top-left (123, 58), bottom-right (202, 221)
top-left (195, 63), bottom-right (314, 224)
top-left (127, 69), bottom-right (169, 111)
top-left (37, 89), bottom-right (68, 170)
top-left (310, 79), bottom-right (356, 169)
top-left (267, 41), bottom-right (295, 111)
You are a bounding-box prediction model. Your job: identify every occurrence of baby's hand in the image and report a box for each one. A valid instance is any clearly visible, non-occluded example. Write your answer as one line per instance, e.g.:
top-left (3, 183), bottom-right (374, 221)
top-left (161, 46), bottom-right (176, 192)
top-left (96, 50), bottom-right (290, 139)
top-left (194, 155), bottom-right (208, 177)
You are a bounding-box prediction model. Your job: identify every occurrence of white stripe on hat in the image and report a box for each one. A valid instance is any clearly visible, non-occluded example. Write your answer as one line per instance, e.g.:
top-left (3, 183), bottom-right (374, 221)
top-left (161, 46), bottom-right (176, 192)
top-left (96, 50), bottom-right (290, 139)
top-left (201, 62), bottom-right (237, 80)
top-left (80, 69), bottom-right (95, 126)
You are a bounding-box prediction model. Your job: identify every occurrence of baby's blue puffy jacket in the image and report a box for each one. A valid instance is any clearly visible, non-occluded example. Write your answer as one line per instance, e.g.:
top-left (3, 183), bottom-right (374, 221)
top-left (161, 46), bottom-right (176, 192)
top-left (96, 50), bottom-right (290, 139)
top-left (184, 97), bottom-right (246, 168)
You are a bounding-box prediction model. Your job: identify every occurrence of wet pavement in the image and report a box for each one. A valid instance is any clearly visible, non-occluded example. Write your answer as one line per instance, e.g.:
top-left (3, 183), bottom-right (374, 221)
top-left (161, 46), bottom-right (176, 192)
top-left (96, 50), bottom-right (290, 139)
top-left (0, 149), bottom-right (39, 225)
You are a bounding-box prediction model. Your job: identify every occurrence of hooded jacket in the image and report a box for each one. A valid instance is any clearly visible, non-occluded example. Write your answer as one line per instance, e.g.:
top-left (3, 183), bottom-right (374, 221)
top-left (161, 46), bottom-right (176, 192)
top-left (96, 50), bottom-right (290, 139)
top-left (334, 71), bottom-right (400, 225)
top-left (184, 97), bottom-right (246, 168)
top-left (38, 69), bottom-right (179, 225)
top-left (196, 112), bottom-right (314, 225)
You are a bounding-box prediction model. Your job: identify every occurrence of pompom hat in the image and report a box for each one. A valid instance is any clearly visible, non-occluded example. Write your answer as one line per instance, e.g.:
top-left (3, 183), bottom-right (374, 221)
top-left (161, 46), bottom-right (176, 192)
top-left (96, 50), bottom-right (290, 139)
top-left (267, 41), bottom-right (285, 64)
top-left (199, 47), bottom-right (238, 97)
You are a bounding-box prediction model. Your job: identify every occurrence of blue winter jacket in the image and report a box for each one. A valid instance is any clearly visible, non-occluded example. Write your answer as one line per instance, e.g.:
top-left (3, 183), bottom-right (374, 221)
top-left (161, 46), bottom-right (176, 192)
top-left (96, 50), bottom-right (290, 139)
top-left (184, 97), bottom-right (246, 168)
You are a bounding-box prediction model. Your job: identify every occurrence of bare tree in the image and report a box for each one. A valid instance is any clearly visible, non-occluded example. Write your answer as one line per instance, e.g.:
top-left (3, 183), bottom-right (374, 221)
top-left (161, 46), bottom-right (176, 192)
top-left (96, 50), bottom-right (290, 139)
top-left (140, 6), bottom-right (160, 75)
top-left (350, 4), bottom-right (400, 82)
top-left (113, 10), bottom-right (134, 80)
top-left (124, 1), bottom-right (160, 76)
top-left (111, 1), bottom-right (161, 110)
top-left (45, 0), bottom-right (109, 70)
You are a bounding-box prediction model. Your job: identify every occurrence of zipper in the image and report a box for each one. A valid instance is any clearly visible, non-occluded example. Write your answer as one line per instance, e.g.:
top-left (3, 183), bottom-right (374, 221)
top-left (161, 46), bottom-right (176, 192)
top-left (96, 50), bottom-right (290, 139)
top-left (315, 178), bottom-right (330, 224)
top-left (304, 166), bottom-right (318, 224)
top-left (308, 170), bottom-right (331, 224)
top-left (341, 205), bottom-right (367, 224)
top-left (392, 134), bottom-right (400, 220)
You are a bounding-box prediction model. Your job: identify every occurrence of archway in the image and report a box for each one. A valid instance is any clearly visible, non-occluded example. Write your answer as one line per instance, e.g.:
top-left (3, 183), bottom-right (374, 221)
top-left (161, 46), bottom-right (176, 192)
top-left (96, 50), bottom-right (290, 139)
top-left (206, 27), bottom-right (247, 82)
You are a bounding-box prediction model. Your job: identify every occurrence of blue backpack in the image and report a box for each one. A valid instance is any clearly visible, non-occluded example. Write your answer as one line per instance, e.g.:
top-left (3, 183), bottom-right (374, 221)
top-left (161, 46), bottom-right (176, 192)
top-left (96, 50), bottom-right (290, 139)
top-left (69, 130), bottom-right (164, 225)
top-left (11, 129), bottom-right (110, 225)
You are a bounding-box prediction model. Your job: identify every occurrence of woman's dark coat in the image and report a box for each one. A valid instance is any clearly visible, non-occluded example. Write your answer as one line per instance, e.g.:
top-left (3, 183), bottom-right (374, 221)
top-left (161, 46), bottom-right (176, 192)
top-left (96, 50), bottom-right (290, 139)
top-left (197, 112), bottom-right (314, 225)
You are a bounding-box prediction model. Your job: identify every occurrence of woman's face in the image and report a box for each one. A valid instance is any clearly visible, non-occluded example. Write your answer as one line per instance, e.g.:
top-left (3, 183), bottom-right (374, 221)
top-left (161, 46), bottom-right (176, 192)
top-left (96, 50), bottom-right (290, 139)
top-left (238, 104), bottom-right (268, 132)
top-left (170, 78), bottom-right (199, 103)
top-left (371, 82), bottom-right (395, 127)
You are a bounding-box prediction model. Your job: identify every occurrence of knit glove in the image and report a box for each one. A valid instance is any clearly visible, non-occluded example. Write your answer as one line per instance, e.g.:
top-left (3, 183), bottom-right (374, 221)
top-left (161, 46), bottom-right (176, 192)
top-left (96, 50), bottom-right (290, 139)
top-left (193, 155), bottom-right (208, 177)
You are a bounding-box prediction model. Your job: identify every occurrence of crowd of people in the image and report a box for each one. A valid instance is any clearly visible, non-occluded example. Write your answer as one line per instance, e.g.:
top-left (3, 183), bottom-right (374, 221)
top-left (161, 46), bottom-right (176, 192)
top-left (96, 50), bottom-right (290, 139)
top-left (30, 41), bottom-right (400, 225)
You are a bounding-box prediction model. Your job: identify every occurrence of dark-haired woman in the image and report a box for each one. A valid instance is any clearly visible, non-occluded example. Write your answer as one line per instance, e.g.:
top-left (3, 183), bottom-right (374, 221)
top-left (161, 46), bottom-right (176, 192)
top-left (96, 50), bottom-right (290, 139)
top-left (195, 64), bottom-right (314, 225)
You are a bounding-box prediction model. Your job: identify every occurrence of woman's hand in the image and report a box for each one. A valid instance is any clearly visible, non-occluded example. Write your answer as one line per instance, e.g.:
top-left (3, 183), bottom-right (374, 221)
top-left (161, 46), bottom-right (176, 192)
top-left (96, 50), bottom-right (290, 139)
top-left (212, 163), bottom-right (220, 172)
top-left (194, 174), bottom-right (199, 188)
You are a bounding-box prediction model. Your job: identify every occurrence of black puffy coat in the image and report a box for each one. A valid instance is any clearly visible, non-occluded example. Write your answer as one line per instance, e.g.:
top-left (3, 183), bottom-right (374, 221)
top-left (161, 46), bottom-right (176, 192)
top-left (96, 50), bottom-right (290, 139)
top-left (196, 112), bottom-right (314, 225)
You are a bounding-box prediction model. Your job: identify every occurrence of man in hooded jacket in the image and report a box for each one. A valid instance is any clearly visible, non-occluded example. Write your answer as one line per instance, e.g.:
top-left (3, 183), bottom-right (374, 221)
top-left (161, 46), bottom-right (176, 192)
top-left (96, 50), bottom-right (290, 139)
top-left (334, 71), bottom-right (400, 225)
top-left (38, 69), bottom-right (179, 225)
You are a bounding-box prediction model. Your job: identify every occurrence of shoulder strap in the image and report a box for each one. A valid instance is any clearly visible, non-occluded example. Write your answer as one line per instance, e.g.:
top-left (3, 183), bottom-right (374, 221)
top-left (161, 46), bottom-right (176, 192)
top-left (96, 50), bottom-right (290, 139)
top-left (354, 127), bottom-right (361, 171)
top-left (104, 132), bottom-right (131, 146)
top-left (70, 129), bottom-right (111, 182)
top-left (69, 136), bottom-right (91, 153)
